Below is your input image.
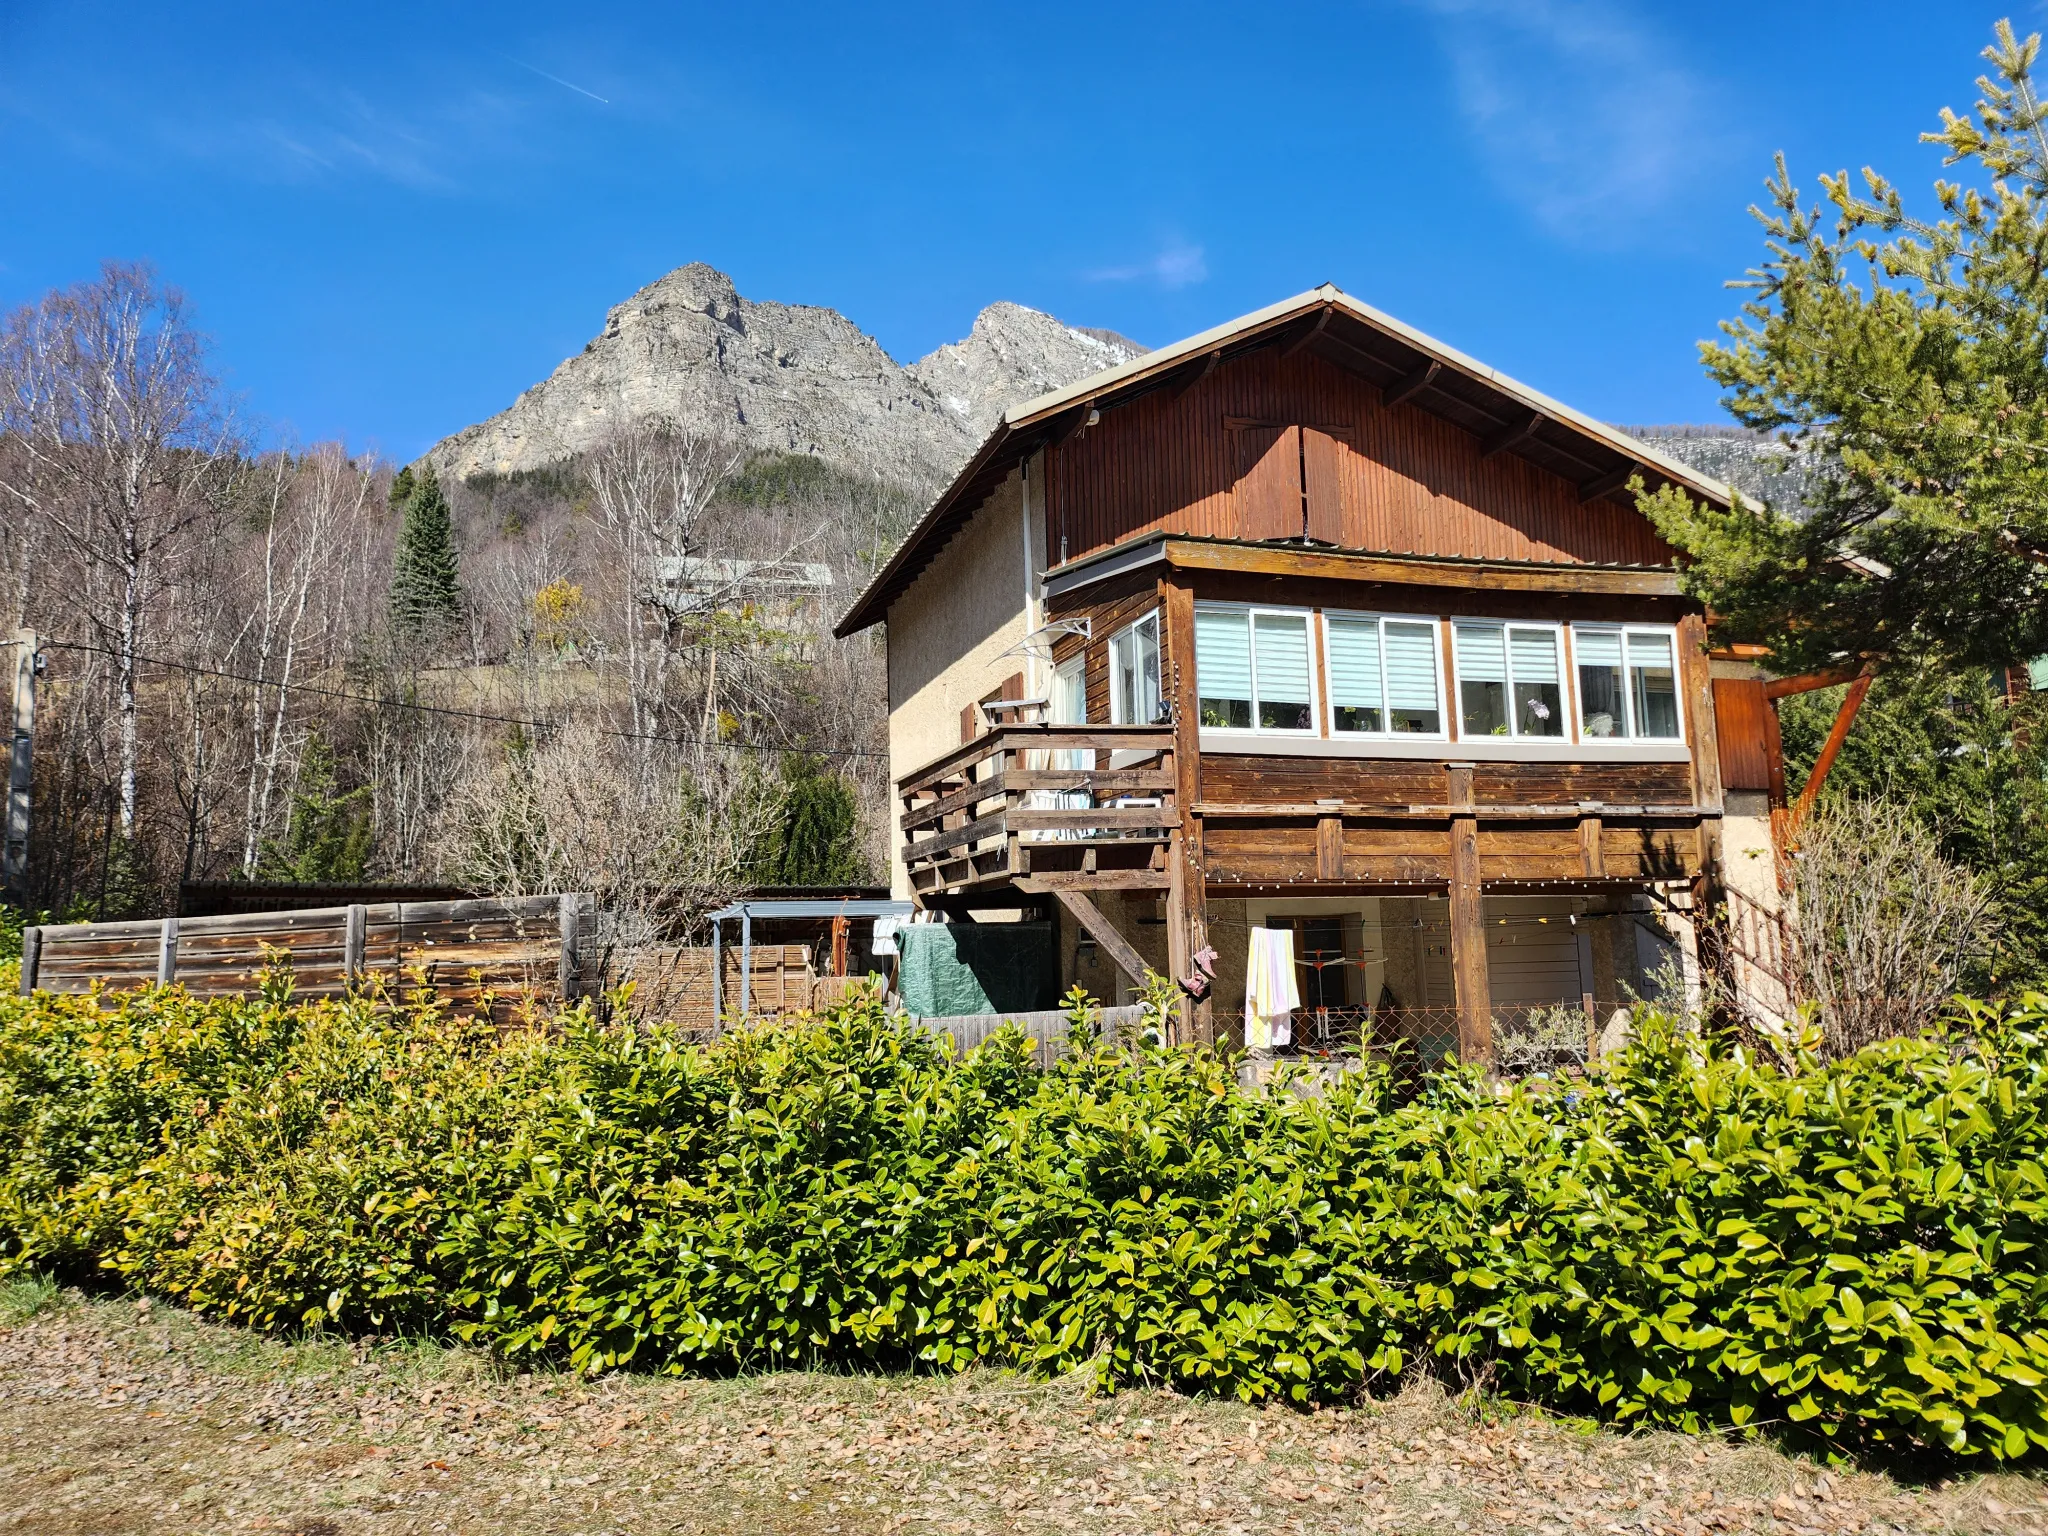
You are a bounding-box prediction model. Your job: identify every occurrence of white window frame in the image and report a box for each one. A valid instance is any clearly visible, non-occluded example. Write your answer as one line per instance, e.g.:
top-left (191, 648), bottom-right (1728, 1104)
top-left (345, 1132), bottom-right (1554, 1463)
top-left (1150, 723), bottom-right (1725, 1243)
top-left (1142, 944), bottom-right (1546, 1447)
top-left (1108, 610), bottom-right (1164, 726)
top-left (1450, 618), bottom-right (1575, 743)
top-left (1569, 623), bottom-right (1686, 743)
top-left (1193, 601), bottom-right (1321, 737)
top-left (1317, 609), bottom-right (1448, 741)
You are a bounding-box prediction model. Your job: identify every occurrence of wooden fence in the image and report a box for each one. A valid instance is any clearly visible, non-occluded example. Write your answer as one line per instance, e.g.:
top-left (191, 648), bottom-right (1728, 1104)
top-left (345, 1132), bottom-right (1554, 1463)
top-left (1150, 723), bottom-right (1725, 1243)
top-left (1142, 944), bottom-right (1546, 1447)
top-left (18, 894), bottom-right (598, 1022)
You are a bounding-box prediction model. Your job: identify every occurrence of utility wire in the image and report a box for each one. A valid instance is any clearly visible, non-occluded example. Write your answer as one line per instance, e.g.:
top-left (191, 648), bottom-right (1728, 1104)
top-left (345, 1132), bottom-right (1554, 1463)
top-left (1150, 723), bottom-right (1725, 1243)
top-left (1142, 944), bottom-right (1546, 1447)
top-left (37, 637), bottom-right (890, 763)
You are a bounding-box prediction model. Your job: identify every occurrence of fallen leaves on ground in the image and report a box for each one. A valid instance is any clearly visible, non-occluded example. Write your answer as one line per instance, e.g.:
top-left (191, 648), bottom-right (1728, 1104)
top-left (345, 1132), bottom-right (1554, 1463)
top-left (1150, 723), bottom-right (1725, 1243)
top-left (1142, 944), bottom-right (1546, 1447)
top-left (0, 1289), bottom-right (2042, 1535)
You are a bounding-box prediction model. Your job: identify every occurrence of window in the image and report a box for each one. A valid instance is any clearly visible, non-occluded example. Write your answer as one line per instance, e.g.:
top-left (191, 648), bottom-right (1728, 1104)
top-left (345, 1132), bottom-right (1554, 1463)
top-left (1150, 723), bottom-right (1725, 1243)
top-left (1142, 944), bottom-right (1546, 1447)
top-left (1051, 654), bottom-right (1088, 769)
top-left (1323, 613), bottom-right (1443, 736)
top-left (1454, 621), bottom-right (1566, 738)
top-left (1109, 612), bottom-right (1162, 725)
top-left (1193, 604), bottom-right (1318, 733)
top-left (1572, 625), bottom-right (1683, 740)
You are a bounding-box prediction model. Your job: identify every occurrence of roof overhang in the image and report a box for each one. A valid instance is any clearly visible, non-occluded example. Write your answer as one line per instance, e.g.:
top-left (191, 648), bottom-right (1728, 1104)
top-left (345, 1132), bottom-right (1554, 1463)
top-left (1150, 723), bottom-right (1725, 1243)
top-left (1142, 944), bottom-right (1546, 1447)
top-left (834, 284), bottom-right (1732, 637)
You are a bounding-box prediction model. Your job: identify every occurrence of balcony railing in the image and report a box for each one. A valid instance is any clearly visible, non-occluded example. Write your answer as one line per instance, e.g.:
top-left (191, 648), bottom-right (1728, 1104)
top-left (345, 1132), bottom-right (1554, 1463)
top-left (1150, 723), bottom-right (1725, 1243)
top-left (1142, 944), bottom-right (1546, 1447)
top-left (897, 724), bottom-right (1180, 895)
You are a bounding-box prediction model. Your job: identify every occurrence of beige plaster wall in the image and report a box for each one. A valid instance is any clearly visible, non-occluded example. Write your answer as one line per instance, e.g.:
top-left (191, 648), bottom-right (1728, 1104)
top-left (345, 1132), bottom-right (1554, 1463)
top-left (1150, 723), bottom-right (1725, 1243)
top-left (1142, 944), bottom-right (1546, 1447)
top-left (883, 466), bottom-right (1034, 896)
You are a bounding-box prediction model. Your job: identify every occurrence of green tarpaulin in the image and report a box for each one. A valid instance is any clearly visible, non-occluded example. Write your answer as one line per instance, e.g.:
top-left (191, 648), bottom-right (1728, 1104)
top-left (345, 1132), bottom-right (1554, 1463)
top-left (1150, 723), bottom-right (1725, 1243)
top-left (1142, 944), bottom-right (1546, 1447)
top-left (896, 922), bottom-right (1058, 1018)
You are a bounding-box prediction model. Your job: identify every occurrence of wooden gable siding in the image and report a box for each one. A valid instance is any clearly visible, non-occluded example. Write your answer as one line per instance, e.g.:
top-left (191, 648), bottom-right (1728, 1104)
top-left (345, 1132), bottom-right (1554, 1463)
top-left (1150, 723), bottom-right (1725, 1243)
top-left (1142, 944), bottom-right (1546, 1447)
top-left (1048, 349), bottom-right (1675, 570)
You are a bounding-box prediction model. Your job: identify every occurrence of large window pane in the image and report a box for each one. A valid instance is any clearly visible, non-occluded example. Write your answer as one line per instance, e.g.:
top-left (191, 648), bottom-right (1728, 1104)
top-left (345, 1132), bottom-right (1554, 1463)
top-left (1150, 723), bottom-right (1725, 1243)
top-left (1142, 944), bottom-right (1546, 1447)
top-left (1629, 631), bottom-right (1680, 739)
top-left (1574, 628), bottom-right (1628, 738)
top-left (1508, 626), bottom-right (1564, 737)
top-left (1111, 613), bottom-right (1162, 725)
top-left (1383, 621), bottom-right (1441, 733)
top-left (1325, 615), bottom-right (1383, 733)
top-left (1253, 612), bottom-right (1313, 731)
top-left (1455, 622), bottom-right (1508, 736)
top-left (1194, 608), bottom-right (1252, 729)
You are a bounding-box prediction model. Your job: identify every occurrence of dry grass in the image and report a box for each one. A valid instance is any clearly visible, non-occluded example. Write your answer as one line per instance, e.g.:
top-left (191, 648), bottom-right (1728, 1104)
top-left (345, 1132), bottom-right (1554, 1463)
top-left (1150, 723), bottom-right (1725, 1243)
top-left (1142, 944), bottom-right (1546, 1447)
top-left (0, 1282), bottom-right (2042, 1535)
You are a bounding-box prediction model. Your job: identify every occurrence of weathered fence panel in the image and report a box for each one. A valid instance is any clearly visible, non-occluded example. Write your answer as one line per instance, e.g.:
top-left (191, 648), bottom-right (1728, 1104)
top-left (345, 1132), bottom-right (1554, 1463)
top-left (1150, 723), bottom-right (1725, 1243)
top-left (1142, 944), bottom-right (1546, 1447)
top-left (20, 894), bottom-right (598, 1022)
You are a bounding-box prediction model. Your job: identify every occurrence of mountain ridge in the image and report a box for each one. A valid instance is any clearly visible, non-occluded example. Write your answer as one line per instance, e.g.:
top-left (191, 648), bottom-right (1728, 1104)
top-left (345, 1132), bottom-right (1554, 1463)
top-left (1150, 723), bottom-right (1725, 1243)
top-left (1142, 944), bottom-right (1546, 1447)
top-left (428, 265), bottom-right (1147, 492)
top-left (428, 263), bottom-right (1795, 513)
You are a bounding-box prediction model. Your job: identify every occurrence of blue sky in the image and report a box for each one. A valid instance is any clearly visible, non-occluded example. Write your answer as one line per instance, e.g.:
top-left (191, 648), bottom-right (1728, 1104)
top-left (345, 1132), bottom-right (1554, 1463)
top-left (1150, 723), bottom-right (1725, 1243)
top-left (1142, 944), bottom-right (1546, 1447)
top-left (0, 1), bottom-right (2023, 461)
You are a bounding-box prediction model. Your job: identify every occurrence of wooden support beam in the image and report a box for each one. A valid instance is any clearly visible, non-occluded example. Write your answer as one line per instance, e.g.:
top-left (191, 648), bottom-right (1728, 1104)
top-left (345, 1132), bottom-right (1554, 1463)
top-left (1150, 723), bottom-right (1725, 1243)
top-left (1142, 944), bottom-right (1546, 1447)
top-left (1162, 577), bottom-right (1210, 1041)
top-left (18, 925), bottom-right (39, 996)
top-left (1382, 359), bottom-right (1440, 409)
top-left (1579, 815), bottom-right (1605, 878)
top-left (1170, 350), bottom-right (1220, 402)
top-left (1052, 888), bottom-right (1151, 988)
top-left (1577, 463), bottom-right (1638, 503)
top-left (1161, 538), bottom-right (1680, 597)
top-left (1054, 403), bottom-right (1093, 447)
top-left (1316, 814), bottom-right (1346, 880)
top-left (1445, 764), bottom-right (1492, 1071)
top-left (1765, 664), bottom-right (1867, 700)
top-left (1279, 311), bottom-right (1330, 358)
top-left (1482, 410), bottom-right (1546, 460)
top-left (156, 917), bottom-right (178, 986)
top-left (1788, 667), bottom-right (1875, 835)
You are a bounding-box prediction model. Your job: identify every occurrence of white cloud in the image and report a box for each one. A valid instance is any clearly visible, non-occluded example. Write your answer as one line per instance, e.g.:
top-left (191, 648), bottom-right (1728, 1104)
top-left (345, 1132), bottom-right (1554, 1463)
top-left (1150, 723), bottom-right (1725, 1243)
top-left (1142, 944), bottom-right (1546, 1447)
top-left (1086, 239), bottom-right (1209, 289)
top-left (1411, 0), bottom-right (1729, 243)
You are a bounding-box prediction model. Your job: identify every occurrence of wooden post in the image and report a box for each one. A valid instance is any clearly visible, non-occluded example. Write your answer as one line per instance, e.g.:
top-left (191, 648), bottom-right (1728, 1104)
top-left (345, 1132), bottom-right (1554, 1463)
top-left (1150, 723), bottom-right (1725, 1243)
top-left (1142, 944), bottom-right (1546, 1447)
top-left (156, 917), bottom-right (178, 986)
top-left (829, 914), bottom-right (849, 977)
top-left (1161, 578), bottom-right (1210, 1041)
top-left (1316, 813), bottom-right (1345, 880)
top-left (558, 893), bottom-right (581, 1003)
top-left (19, 924), bottom-right (39, 995)
top-left (1053, 888), bottom-right (1150, 991)
top-left (1789, 667), bottom-right (1875, 835)
top-left (1578, 813), bottom-right (1605, 878)
top-left (1445, 763), bottom-right (1492, 1070)
top-left (343, 904), bottom-right (367, 986)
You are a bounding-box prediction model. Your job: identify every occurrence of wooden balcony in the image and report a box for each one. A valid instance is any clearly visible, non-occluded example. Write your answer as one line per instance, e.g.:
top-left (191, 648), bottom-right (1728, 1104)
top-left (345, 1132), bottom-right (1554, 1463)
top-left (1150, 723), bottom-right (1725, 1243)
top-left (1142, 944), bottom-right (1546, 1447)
top-left (898, 724), bottom-right (1180, 898)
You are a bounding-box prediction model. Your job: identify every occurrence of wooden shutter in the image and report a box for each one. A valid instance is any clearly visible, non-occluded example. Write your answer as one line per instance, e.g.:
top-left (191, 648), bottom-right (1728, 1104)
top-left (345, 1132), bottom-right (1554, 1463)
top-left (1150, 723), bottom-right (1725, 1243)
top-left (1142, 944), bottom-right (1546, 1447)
top-left (1302, 427), bottom-right (1345, 544)
top-left (1712, 677), bottom-right (1779, 793)
top-left (1234, 424), bottom-right (1302, 541)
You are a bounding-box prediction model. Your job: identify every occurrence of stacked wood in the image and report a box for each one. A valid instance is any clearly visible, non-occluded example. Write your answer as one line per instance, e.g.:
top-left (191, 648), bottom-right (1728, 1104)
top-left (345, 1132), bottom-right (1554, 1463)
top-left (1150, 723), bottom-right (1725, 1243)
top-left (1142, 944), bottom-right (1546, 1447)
top-left (19, 894), bottom-right (598, 1025)
top-left (623, 944), bottom-right (818, 1029)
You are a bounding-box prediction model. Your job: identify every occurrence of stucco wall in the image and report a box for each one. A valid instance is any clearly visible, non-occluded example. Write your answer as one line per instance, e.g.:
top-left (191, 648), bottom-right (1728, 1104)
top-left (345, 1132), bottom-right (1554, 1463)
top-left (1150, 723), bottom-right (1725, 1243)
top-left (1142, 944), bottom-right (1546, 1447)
top-left (884, 466), bottom-right (1033, 896)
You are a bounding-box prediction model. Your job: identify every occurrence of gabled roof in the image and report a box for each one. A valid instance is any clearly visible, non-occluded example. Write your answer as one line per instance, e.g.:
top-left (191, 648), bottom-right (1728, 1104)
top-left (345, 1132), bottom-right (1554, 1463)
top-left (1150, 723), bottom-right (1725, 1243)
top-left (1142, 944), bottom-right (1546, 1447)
top-left (834, 284), bottom-right (1733, 637)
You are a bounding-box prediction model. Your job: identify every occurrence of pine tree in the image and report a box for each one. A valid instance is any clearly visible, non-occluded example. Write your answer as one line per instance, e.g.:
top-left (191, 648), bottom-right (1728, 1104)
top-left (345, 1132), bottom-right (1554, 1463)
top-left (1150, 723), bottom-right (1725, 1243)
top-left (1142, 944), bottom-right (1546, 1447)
top-left (257, 736), bottom-right (373, 883)
top-left (386, 463), bottom-right (415, 511)
top-left (389, 466), bottom-right (463, 641)
top-left (1640, 20), bottom-right (2048, 676)
top-left (754, 755), bottom-right (867, 886)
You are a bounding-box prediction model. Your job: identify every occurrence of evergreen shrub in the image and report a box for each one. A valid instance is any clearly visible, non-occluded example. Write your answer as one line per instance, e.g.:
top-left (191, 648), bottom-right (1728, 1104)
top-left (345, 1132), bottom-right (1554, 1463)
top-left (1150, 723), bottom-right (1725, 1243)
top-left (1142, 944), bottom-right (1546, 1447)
top-left (2, 978), bottom-right (2046, 1461)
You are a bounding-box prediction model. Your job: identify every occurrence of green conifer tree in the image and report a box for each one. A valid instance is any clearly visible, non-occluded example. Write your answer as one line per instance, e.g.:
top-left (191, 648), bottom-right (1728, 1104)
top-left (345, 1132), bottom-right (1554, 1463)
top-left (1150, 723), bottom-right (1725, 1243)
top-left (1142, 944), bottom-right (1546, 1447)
top-left (389, 466), bottom-right (464, 641)
top-left (754, 755), bottom-right (867, 886)
top-left (1640, 20), bottom-right (2048, 676)
top-left (258, 736), bottom-right (373, 884)
top-left (386, 463), bottom-right (415, 511)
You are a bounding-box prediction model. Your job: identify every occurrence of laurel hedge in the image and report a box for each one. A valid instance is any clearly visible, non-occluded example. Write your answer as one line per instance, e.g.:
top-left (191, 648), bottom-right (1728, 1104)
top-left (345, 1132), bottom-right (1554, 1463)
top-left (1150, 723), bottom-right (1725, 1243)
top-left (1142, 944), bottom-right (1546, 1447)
top-left (2, 972), bottom-right (2046, 1460)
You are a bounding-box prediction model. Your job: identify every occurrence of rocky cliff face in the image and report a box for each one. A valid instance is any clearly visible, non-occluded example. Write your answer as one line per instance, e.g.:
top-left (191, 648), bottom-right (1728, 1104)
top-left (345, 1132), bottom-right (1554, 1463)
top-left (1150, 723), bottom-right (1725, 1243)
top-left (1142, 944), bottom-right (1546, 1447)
top-left (905, 301), bottom-right (1146, 442)
top-left (429, 266), bottom-right (1147, 492)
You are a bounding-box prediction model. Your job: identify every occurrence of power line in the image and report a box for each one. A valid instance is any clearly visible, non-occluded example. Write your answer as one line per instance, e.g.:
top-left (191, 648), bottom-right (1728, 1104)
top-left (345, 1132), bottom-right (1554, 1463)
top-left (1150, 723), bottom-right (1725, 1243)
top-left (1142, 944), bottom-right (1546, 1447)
top-left (36, 637), bottom-right (890, 763)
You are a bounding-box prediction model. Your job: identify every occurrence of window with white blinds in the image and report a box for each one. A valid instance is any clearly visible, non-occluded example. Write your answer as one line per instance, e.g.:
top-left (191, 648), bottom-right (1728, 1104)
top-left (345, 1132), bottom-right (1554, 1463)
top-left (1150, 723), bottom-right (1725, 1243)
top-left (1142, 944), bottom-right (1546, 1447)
top-left (1192, 604), bottom-right (1317, 734)
top-left (1572, 624), bottom-right (1682, 740)
top-left (1454, 621), bottom-right (1566, 738)
top-left (1323, 612), bottom-right (1444, 737)
top-left (1187, 606), bottom-right (1683, 748)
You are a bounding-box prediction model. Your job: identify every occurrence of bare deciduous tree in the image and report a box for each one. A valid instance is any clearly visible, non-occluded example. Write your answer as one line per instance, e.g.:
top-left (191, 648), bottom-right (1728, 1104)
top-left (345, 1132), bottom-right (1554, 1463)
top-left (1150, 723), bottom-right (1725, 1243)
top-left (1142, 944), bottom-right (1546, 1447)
top-left (1788, 797), bottom-right (1999, 1054)
top-left (0, 261), bottom-right (239, 836)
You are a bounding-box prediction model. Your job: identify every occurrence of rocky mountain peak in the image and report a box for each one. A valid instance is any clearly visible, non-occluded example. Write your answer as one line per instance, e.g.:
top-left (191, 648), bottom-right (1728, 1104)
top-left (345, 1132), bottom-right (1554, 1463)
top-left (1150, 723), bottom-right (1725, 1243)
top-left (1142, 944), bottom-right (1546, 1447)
top-left (430, 266), bottom-right (1147, 495)
top-left (907, 303), bottom-right (1148, 441)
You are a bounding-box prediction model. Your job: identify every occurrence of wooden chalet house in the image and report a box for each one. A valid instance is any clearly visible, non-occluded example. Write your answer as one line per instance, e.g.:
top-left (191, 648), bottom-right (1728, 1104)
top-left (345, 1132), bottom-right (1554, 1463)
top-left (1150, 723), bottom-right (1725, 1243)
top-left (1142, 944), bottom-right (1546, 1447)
top-left (835, 287), bottom-right (1774, 1061)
